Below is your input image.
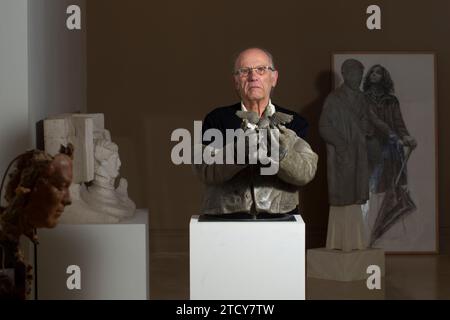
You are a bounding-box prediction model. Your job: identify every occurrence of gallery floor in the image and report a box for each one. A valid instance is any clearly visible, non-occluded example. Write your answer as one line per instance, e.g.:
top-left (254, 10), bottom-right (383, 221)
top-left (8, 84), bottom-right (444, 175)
top-left (150, 253), bottom-right (450, 300)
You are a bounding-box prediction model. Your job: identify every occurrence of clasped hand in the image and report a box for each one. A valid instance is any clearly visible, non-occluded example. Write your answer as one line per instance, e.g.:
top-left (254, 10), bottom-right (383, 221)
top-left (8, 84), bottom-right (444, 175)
top-left (235, 126), bottom-right (295, 165)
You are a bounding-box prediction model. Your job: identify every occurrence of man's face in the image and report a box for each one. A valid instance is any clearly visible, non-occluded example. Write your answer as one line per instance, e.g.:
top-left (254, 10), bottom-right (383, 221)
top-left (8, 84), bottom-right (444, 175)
top-left (233, 49), bottom-right (278, 104)
top-left (343, 66), bottom-right (364, 90)
top-left (25, 154), bottom-right (73, 228)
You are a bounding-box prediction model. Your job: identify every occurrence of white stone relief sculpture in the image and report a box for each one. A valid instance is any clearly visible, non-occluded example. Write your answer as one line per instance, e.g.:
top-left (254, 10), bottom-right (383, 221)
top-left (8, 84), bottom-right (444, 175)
top-left (44, 113), bottom-right (136, 223)
top-left (44, 114), bottom-right (95, 183)
top-left (80, 138), bottom-right (135, 220)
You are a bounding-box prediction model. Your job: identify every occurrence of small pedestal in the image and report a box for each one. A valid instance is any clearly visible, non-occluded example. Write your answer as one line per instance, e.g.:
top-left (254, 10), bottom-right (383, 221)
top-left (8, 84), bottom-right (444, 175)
top-left (307, 248), bottom-right (385, 281)
top-left (190, 215), bottom-right (305, 300)
top-left (36, 209), bottom-right (149, 300)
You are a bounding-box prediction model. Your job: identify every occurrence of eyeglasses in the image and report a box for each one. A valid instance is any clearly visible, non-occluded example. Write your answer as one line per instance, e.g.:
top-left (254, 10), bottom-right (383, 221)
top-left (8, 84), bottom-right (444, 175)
top-left (234, 65), bottom-right (275, 77)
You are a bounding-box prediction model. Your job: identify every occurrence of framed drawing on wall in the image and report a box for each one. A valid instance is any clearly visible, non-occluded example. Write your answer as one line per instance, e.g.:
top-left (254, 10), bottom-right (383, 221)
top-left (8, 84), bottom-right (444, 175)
top-left (332, 52), bottom-right (438, 253)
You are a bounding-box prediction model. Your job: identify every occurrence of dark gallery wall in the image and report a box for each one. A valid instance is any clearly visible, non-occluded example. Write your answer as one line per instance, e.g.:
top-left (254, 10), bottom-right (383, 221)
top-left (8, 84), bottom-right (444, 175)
top-left (86, 0), bottom-right (449, 253)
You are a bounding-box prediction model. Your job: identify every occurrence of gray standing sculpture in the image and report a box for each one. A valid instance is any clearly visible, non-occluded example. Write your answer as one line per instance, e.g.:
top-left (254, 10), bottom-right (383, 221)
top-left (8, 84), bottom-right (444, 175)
top-left (319, 59), bottom-right (371, 251)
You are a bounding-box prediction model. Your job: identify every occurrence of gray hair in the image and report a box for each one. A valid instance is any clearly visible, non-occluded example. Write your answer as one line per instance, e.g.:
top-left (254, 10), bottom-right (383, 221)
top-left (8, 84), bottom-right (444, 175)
top-left (232, 47), bottom-right (276, 73)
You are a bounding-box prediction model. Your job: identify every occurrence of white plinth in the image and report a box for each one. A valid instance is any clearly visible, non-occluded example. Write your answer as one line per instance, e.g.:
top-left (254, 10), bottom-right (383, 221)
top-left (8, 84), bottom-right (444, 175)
top-left (190, 215), bottom-right (305, 300)
top-left (307, 248), bottom-right (385, 282)
top-left (36, 209), bottom-right (149, 300)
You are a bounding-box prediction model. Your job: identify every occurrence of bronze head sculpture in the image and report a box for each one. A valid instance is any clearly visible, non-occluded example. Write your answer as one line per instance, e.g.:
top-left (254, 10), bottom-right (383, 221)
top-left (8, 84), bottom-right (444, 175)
top-left (0, 144), bottom-right (73, 299)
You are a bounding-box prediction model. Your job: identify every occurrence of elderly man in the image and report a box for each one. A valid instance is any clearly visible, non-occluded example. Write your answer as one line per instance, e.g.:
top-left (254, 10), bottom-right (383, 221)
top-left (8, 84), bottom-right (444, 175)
top-left (193, 48), bottom-right (318, 216)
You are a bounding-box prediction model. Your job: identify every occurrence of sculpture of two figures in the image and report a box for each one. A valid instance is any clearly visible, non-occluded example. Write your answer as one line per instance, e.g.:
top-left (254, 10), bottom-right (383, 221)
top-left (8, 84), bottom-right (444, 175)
top-left (43, 113), bottom-right (135, 224)
top-left (320, 59), bottom-right (417, 251)
top-left (319, 59), bottom-right (369, 252)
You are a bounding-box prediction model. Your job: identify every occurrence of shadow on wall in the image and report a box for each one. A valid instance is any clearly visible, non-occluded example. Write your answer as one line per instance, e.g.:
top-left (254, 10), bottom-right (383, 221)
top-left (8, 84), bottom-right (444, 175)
top-left (143, 114), bottom-right (203, 253)
top-left (300, 70), bottom-right (333, 249)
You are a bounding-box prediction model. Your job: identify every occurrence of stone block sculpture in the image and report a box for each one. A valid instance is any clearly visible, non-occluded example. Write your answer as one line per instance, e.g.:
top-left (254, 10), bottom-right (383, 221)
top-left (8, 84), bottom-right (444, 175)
top-left (44, 114), bottom-right (135, 224)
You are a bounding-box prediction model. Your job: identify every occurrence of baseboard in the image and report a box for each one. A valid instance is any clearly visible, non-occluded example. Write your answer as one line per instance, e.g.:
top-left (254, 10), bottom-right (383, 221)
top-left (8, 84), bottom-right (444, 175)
top-left (148, 226), bottom-right (448, 254)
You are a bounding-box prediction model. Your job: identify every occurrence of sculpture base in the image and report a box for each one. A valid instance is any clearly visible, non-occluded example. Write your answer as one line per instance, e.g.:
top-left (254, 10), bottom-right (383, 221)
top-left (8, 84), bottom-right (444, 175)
top-left (190, 214), bottom-right (305, 299)
top-left (307, 248), bottom-right (384, 282)
top-left (307, 277), bottom-right (385, 300)
top-left (198, 213), bottom-right (295, 222)
top-left (36, 209), bottom-right (149, 299)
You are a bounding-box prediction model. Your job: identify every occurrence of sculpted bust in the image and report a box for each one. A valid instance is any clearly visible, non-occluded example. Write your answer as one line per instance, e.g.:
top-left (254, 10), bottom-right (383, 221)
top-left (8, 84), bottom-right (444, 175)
top-left (0, 145), bottom-right (74, 299)
top-left (81, 139), bottom-right (135, 219)
top-left (60, 138), bottom-right (135, 224)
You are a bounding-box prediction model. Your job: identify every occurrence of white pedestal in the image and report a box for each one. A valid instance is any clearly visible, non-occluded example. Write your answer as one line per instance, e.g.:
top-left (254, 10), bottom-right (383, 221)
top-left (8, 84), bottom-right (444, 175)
top-left (190, 215), bottom-right (305, 300)
top-left (36, 209), bottom-right (149, 300)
